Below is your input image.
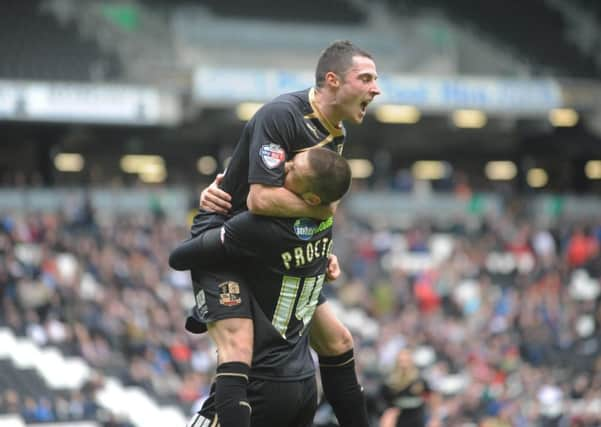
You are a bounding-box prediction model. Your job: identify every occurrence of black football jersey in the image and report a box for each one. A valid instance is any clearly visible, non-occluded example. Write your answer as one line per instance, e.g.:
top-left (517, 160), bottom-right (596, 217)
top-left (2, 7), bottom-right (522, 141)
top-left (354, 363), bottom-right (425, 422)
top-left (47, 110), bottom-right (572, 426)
top-left (382, 375), bottom-right (431, 425)
top-left (191, 88), bottom-right (346, 236)
top-left (221, 212), bottom-right (335, 381)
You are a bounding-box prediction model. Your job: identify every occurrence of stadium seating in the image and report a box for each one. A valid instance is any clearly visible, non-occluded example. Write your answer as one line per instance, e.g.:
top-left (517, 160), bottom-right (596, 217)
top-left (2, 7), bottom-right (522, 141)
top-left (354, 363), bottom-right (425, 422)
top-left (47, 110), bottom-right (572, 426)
top-left (142, 0), bottom-right (366, 24)
top-left (0, 0), bottom-right (122, 81)
top-left (0, 328), bottom-right (186, 427)
top-left (392, 0), bottom-right (600, 77)
top-left (573, 0), bottom-right (601, 21)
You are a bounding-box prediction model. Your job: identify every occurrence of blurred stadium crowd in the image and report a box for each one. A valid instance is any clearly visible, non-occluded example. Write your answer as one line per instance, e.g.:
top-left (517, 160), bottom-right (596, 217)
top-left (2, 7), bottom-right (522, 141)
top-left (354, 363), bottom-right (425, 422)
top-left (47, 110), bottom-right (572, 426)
top-left (0, 195), bottom-right (600, 426)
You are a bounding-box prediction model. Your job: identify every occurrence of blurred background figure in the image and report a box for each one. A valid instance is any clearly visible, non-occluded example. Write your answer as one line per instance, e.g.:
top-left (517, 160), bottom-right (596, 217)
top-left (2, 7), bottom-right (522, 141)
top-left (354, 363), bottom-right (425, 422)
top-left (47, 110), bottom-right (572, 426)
top-left (379, 348), bottom-right (440, 427)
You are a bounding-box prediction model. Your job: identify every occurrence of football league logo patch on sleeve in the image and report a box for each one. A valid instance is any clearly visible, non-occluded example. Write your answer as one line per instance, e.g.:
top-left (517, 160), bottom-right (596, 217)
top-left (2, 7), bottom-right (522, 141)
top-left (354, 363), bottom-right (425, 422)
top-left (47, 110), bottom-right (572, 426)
top-left (218, 281), bottom-right (242, 306)
top-left (259, 143), bottom-right (285, 169)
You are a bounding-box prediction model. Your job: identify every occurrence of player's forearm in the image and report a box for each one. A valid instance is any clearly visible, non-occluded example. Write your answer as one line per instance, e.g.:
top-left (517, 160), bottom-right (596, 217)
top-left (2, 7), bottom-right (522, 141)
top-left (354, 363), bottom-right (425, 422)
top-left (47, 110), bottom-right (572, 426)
top-left (168, 228), bottom-right (226, 270)
top-left (247, 185), bottom-right (334, 220)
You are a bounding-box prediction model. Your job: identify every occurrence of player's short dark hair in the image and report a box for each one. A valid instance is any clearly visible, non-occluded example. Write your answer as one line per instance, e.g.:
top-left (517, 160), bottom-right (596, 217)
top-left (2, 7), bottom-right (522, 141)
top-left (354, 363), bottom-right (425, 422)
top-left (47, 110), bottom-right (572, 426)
top-left (315, 40), bottom-right (373, 88)
top-left (305, 147), bottom-right (352, 204)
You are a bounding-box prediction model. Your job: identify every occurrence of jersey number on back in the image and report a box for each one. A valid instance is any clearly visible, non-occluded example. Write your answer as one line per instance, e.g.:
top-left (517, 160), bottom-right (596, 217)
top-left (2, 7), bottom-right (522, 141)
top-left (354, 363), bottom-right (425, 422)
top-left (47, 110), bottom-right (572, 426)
top-left (272, 274), bottom-right (325, 338)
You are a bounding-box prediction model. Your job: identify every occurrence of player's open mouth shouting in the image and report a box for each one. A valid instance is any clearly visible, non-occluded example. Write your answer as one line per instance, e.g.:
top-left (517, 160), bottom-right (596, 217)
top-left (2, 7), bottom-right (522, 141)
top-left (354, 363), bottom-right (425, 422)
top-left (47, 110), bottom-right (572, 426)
top-left (359, 99), bottom-right (371, 118)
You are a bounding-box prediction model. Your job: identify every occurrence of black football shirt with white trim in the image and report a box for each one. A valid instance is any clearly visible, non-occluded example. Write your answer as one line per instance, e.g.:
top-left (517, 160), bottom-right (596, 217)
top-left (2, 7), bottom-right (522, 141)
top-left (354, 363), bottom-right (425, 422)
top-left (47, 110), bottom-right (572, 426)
top-left (191, 88), bottom-right (346, 236)
top-left (222, 212), bottom-right (335, 380)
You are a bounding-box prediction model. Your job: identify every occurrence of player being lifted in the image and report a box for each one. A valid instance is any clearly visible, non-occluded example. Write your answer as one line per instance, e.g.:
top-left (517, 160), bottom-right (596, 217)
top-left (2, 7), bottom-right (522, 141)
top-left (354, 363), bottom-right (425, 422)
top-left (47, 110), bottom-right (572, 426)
top-left (171, 147), bottom-right (352, 426)
top-left (186, 40), bottom-right (380, 427)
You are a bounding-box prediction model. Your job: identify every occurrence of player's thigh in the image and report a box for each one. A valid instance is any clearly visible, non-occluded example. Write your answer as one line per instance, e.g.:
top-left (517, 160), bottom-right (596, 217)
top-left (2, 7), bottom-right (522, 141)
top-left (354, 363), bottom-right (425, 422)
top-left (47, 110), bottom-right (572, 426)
top-left (194, 271), bottom-right (254, 363)
top-left (309, 301), bottom-right (353, 356)
top-left (248, 378), bottom-right (318, 427)
top-left (207, 317), bottom-right (254, 363)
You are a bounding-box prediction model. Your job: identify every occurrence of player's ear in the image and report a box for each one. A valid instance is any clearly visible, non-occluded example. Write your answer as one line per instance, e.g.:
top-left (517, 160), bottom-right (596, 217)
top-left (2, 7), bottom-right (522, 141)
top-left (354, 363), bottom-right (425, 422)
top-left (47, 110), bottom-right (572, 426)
top-left (302, 192), bottom-right (321, 206)
top-left (325, 71), bottom-right (340, 88)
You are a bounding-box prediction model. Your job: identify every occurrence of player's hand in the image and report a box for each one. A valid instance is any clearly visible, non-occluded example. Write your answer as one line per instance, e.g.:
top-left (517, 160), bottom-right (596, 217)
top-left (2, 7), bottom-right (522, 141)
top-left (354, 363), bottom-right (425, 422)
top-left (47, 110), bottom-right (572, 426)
top-left (379, 408), bottom-right (400, 427)
top-left (199, 173), bottom-right (232, 214)
top-left (326, 254), bottom-right (341, 282)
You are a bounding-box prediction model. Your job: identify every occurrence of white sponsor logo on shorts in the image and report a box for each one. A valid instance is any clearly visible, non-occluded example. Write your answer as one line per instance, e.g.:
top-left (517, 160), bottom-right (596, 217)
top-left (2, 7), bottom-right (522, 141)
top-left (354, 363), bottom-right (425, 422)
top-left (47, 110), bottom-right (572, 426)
top-left (187, 413), bottom-right (212, 427)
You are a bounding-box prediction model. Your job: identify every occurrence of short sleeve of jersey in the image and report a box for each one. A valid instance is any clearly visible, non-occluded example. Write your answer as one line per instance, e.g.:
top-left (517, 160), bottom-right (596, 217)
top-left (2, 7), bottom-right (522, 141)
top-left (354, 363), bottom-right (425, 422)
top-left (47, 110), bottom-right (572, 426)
top-left (317, 289), bottom-right (327, 306)
top-left (222, 212), bottom-right (271, 259)
top-left (248, 101), bottom-right (298, 187)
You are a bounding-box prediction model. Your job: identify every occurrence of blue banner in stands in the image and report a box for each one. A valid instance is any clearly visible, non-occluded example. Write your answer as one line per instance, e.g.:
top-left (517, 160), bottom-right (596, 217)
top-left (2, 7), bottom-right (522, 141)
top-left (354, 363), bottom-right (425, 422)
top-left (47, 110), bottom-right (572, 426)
top-left (193, 67), bottom-right (562, 113)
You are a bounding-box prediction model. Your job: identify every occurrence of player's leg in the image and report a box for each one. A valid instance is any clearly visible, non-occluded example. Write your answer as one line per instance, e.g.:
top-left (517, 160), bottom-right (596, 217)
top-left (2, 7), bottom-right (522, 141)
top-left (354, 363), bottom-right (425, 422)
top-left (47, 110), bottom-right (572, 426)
top-left (207, 317), bottom-right (253, 363)
top-left (309, 301), bottom-right (354, 356)
top-left (205, 318), bottom-right (252, 427)
top-left (310, 301), bottom-right (369, 427)
top-left (190, 272), bottom-right (254, 427)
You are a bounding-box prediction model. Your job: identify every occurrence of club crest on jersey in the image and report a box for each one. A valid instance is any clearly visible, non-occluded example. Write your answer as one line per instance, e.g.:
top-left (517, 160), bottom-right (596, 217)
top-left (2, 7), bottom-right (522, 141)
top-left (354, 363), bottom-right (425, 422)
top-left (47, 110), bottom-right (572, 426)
top-left (294, 218), bottom-right (317, 241)
top-left (259, 143), bottom-right (286, 169)
top-left (218, 281), bottom-right (242, 306)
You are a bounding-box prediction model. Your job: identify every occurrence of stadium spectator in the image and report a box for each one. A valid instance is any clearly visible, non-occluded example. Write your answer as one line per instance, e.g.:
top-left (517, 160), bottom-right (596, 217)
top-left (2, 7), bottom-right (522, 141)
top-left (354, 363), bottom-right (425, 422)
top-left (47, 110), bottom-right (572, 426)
top-left (1, 201), bottom-right (601, 426)
top-left (0, 389), bottom-right (21, 415)
top-left (21, 396), bottom-right (55, 423)
top-left (378, 348), bottom-right (440, 427)
top-left (566, 226), bottom-right (599, 268)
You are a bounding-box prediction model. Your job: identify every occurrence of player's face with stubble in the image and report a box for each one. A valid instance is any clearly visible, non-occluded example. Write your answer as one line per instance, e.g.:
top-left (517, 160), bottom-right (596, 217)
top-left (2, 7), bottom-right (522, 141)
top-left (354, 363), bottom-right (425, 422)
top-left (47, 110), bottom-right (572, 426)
top-left (336, 56), bottom-right (380, 124)
top-left (284, 152), bottom-right (313, 196)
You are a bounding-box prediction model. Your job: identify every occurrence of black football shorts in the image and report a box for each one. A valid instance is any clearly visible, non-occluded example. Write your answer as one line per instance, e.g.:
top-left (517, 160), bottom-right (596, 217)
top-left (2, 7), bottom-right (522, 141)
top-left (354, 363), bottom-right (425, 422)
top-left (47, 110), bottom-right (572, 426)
top-left (186, 269), bottom-right (253, 334)
top-left (189, 376), bottom-right (318, 427)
